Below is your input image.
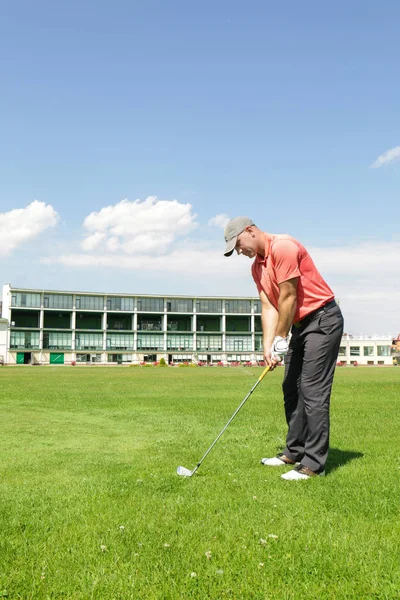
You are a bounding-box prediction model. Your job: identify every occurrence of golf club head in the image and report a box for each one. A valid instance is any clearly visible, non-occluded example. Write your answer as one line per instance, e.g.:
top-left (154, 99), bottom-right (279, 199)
top-left (176, 465), bottom-right (194, 477)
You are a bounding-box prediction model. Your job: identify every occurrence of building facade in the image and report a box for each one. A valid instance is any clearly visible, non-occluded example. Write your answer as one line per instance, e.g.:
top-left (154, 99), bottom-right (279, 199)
top-left (0, 284), bottom-right (394, 366)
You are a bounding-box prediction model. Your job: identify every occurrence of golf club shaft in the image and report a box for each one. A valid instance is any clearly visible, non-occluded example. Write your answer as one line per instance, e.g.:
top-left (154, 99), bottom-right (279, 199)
top-left (192, 365), bottom-right (270, 473)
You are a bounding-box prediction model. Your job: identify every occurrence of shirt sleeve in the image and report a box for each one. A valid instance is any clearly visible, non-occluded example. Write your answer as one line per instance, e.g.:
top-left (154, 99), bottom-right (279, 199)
top-left (271, 239), bottom-right (301, 284)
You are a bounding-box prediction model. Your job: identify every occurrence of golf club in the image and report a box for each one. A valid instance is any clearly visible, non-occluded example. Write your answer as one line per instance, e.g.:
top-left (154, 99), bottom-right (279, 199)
top-left (177, 365), bottom-right (270, 477)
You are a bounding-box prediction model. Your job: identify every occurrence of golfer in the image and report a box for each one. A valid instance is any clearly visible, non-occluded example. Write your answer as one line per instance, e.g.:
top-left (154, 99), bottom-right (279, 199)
top-left (224, 217), bottom-right (344, 480)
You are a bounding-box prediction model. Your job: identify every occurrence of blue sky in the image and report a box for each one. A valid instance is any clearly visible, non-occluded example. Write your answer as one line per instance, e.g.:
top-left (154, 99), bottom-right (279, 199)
top-left (1, 1), bottom-right (399, 334)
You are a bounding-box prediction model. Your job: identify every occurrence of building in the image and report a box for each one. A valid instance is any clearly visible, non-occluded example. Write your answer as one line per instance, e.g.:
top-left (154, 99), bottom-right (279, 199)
top-left (338, 334), bottom-right (394, 366)
top-left (0, 317), bottom-right (7, 364)
top-left (0, 284), bottom-right (394, 366)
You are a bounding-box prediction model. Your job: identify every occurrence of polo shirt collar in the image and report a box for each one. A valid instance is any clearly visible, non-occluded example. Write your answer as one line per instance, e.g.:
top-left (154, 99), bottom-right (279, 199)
top-left (255, 233), bottom-right (271, 264)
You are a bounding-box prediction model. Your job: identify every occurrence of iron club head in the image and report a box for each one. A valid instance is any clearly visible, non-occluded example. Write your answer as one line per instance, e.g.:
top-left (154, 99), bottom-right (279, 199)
top-left (176, 465), bottom-right (194, 477)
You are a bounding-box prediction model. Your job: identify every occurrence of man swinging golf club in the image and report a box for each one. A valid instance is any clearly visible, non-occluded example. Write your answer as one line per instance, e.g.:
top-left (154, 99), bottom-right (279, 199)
top-left (224, 217), bottom-right (344, 480)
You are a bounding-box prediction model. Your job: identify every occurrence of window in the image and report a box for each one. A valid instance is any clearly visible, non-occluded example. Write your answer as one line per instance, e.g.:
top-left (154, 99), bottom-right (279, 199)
top-left (166, 299), bottom-right (193, 313)
top-left (43, 332), bottom-right (72, 350)
top-left (226, 336), bottom-right (252, 351)
top-left (171, 354), bottom-right (193, 362)
top-left (253, 301), bottom-right (261, 314)
top-left (195, 300), bottom-right (222, 313)
top-left (137, 334), bottom-right (164, 350)
top-left (138, 319), bottom-right (163, 331)
top-left (363, 346), bottom-right (374, 356)
top-left (167, 335), bottom-right (193, 351)
top-left (350, 346), bottom-right (360, 356)
top-left (107, 354), bottom-right (132, 363)
top-left (338, 346), bottom-right (346, 356)
top-left (255, 336), bottom-right (263, 351)
top-left (44, 294), bottom-right (73, 309)
top-left (10, 331), bottom-right (40, 349)
top-left (75, 296), bottom-right (104, 310)
top-left (377, 346), bottom-right (391, 356)
top-left (75, 333), bottom-right (103, 350)
top-left (107, 297), bottom-right (134, 311)
top-left (137, 298), bottom-right (164, 312)
top-left (11, 293), bottom-right (41, 308)
top-left (227, 354), bottom-right (252, 362)
top-left (106, 334), bottom-right (134, 350)
top-left (76, 354), bottom-right (90, 363)
top-left (196, 335), bottom-right (222, 351)
top-left (225, 300), bottom-right (251, 313)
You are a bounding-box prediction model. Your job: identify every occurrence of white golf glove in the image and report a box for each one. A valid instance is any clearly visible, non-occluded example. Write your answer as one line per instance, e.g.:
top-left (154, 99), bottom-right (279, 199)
top-left (271, 336), bottom-right (290, 361)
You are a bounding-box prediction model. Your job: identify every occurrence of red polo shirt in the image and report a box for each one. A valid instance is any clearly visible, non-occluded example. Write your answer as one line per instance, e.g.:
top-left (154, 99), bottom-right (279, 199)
top-left (252, 234), bottom-right (334, 324)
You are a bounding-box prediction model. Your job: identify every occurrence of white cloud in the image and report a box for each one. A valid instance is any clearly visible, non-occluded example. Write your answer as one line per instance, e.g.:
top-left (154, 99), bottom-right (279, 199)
top-left (370, 146), bottom-right (400, 168)
top-left (41, 201), bottom-right (400, 335)
top-left (208, 213), bottom-right (230, 228)
top-left (81, 196), bottom-right (197, 254)
top-left (0, 200), bottom-right (59, 255)
top-left (81, 231), bottom-right (106, 251)
top-left (308, 241), bottom-right (400, 335)
top-left (309, 241), bottom-right (400, 275)
top-left (42, 241), bottom-right (250, 278)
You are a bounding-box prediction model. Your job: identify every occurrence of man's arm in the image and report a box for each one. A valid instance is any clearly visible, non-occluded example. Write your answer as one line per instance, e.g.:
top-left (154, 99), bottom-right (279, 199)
top-left (275, 278), bottom-right (298, 338)
top-left (259, 290), bottom-right (279, 368)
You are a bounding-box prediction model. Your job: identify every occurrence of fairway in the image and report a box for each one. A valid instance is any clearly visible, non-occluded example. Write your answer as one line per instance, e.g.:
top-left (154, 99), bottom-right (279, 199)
top-left (0, 367), bottom-right (399, 599)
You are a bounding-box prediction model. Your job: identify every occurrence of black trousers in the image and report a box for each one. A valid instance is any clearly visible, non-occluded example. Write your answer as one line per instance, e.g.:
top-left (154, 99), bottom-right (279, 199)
top-left (282, 303), bottom-right (344, 473)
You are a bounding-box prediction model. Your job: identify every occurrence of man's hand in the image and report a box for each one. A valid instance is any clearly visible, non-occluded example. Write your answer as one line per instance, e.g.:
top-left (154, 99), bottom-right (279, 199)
top-left (264, 347), bottom-right (280, 370)
top-left (264, 337), bottom-right (289, 370)
top-left (270, 336), bottom-right (290, 363)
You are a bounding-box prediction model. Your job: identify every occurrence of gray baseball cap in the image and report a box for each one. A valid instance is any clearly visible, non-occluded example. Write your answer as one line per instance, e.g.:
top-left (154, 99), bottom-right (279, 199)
top-left (224, 216), bottom-right (255, 256)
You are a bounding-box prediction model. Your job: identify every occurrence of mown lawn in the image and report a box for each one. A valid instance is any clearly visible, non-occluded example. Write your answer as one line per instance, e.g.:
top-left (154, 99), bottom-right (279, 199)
top-left (0, 366), bottom-right (399, 599)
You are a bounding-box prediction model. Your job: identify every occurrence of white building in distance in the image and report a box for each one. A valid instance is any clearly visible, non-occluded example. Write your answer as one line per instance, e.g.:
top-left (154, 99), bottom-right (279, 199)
top-left (1, 284), bottom-right (395, 366)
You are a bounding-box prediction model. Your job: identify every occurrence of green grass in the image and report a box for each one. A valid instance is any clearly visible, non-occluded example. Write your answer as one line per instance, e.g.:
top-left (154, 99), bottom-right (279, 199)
top-left (0, 366), bottom-right (399, 599)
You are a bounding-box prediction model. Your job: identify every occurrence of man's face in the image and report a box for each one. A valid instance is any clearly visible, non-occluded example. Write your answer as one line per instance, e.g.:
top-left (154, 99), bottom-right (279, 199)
top-left (235, 227), bottom-right (257, 258)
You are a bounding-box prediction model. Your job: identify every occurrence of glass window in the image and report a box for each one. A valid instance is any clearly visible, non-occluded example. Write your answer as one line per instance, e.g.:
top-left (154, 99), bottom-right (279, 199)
top-left (253, 300), bottom-right (261, 314)
top-left (75, 333), bottom-right (103, 350)
top-left (43, 332), bottom-right (72, 350)
top-left (44, 294), bottom-right (73, 309)
top-left (226, 336), bottom-right (252, 351)
top-left (108, 354), bottom-right (132, 362)
top-left (350, 346), bottom-right (360, 356)
top-left (255, 336), bottom-right (263, 351)
top-left (75, 296), bottom-right (104, 310)
top-left (11, 292), bottom-right (41, 308)
top-left (338, 346), bottom-right (346, 356)
top-left (137, 298), bottom-right (164, 312)
top-left (137, 334), bottom-right (164, 350)
top-left (10, 331), bottom-right (40, 349)
top-left (107, 297), bottom-right (134, 311)
top-left (167, 335), bottom-right (194, 351)
top-left (196, 335), bottom-right (222, 351)
top-left (377, 346), bottom-right (391, 356)
top-left (225, 300), bottom-right (251, 314)
top-left (138, 318), bottom-right (163, 331)
top-left (171, 354), bottom-right (193, 362)
top-left (106, 334), bottom-right (134, 350)
top-left (166, 299), bottom-right (193, 313)
top-left (227, 354), bottom-right (252, 362)
top-left (76, 354), bottom-right (90, 363)
top-left (195, 300), bottom-right (222, 313)
top-left (363, 346), bottom-right (374, 356)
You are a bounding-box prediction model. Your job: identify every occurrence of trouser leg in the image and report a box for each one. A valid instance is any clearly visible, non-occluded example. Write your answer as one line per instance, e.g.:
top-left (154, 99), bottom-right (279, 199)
top-left (298, 307), bottom-right (344, 473)
top-left (281, 331), bottom-right (307, 462)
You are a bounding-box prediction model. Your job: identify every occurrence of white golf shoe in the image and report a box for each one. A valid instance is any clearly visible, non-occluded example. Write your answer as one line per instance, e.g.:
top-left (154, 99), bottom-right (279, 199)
top-left (261, 453), bottom-right (297, 466)
top-left (281, 464), bottom-right (325, 480)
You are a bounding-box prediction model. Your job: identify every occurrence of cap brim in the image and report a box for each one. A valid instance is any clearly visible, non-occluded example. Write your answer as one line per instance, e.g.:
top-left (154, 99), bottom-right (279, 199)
top-left (224, 237), bottom-right (237, 257)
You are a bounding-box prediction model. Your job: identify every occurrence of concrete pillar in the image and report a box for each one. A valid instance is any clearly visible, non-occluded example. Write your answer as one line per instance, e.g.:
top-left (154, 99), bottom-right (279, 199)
top-left (39, 309), bottom-right (44, 349)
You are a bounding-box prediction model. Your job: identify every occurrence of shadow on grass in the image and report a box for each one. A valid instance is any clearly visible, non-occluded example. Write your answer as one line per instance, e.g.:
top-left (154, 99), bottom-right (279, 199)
top-left (326, 447), bottom-right (364, 474)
